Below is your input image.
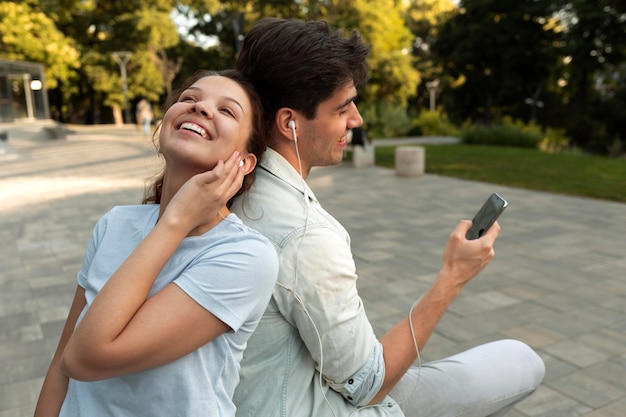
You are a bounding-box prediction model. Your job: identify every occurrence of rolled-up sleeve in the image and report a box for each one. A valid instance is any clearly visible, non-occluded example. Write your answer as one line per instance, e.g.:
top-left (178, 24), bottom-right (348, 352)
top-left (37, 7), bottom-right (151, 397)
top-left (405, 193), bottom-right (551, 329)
top-left (327, 340), bottom-right (385, 406)
top-left (275, 224), bottom-right (385, 406)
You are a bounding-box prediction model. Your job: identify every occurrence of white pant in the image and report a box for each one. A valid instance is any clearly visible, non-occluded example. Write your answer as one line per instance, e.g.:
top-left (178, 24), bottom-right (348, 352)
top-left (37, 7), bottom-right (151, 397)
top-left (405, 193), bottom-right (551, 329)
top-left (388, 339), bottom-right (545, 417)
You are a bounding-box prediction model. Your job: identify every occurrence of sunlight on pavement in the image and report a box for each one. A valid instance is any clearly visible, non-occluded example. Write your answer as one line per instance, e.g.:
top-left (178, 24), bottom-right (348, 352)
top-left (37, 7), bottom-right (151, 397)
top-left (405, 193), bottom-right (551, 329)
top-left (0, 176), bottom-right (145, 212)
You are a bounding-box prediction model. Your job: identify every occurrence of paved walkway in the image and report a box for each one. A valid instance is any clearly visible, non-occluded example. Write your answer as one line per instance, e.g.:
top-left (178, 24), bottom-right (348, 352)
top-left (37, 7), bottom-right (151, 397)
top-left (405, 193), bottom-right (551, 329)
top-left (1, 125), bottom-right (625, 416)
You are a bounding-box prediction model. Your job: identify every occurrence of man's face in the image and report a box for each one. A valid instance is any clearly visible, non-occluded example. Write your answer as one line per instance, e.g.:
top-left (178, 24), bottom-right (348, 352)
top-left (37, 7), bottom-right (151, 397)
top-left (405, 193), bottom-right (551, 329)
top-left (297, 82), bottom-right (363, 176)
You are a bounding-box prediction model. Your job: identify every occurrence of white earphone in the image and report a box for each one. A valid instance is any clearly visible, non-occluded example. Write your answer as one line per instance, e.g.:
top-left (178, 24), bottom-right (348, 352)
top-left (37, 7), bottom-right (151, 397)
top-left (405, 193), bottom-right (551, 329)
top-left (288, 119), bottom-right (309, 207)
top-left (288, 120), bottom-right (297, 144)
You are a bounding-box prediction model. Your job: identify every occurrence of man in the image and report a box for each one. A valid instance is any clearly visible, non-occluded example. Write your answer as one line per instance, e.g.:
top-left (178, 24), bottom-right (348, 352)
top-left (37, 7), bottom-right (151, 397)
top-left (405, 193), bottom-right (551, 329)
top-left (231, 18), bottom-right (545, 417)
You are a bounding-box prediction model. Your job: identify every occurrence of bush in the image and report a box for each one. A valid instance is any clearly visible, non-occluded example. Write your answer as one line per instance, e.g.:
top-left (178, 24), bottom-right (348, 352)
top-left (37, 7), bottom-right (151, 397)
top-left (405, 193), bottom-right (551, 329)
top-left (410, 110), bottom-right (460, 137)
top-left (359, 102), bottom-right (412, 138)
top-left (461, 119), bottom-right (543, 148)
top-left (538, 126), bottom-right (570, 153)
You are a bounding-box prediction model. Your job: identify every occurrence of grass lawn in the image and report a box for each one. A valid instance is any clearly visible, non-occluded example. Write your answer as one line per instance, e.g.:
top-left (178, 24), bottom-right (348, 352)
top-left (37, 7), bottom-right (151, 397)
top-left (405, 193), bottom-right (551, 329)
top-left (373, 144), bottom-right (626, 203)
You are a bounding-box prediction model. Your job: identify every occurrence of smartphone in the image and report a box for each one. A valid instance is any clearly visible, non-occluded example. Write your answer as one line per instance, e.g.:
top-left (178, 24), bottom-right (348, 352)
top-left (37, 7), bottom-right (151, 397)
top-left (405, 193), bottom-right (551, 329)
top-left (465, 193), bottom-right (508, 240)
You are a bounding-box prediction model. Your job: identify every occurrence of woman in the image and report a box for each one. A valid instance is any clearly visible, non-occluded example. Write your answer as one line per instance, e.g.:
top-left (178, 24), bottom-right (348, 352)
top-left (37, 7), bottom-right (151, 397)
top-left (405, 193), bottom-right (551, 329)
top-left (34, 70), bottom-right (278, 417)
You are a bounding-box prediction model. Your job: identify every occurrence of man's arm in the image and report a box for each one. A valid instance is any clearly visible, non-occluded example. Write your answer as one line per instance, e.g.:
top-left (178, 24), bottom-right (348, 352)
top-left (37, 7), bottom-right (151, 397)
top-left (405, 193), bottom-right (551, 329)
top-left (370, 220), bottom-right (500, 404)
top-left (276, 225), bottom-right (380, 404)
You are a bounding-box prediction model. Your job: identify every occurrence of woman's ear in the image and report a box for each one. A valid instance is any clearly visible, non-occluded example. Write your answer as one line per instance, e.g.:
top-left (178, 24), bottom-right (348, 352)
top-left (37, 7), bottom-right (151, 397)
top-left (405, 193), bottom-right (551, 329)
top-left (240, 153), bottom-right (258, 175)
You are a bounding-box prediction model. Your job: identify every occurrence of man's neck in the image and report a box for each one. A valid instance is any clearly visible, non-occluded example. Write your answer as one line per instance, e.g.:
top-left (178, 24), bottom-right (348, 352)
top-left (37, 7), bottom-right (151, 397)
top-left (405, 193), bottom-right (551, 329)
top-left (269, 143), bottom-right (310, 179)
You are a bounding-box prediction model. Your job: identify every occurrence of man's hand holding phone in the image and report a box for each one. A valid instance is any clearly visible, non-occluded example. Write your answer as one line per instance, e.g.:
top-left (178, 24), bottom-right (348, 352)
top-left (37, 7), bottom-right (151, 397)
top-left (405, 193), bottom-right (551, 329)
top-left (435, 193), bottom-right (507, 292)
top-left (466, 193), bottom-right (508, 240)
top-left (438, 219), bottom-right (499, 289)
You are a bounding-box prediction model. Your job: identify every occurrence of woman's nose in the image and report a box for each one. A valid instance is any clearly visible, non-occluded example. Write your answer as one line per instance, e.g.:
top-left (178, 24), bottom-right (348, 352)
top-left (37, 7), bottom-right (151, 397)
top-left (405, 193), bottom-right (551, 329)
top-left (190, 102), bottom-right (213, 118)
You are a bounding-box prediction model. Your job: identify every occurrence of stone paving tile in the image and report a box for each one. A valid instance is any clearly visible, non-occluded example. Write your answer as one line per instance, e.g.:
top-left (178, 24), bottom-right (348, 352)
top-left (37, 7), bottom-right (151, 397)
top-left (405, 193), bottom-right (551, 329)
top-left (1, 127), bottom-right (625, 416)
top-left (514, 385), bottom-right (594, 416)
top-left (548, 363), bottom-right (625, 409)
top-left (583, 397), bottom-right (626, 417)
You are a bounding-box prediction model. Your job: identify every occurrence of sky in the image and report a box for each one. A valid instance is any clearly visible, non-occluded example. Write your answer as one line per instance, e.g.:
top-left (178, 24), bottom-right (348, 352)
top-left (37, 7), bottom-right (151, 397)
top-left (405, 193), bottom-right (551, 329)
top-left (170, 7), bottom-right (219, 49)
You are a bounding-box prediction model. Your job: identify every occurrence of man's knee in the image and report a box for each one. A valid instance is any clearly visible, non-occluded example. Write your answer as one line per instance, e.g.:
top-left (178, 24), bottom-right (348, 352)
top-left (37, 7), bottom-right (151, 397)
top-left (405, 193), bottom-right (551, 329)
top-left (499, 339), bottom-right (545, 387)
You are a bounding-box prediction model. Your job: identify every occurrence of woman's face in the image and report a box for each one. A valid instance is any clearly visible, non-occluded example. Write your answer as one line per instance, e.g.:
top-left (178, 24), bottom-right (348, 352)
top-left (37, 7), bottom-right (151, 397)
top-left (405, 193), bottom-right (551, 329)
top-left (159, 75), bottom-right (253, 173)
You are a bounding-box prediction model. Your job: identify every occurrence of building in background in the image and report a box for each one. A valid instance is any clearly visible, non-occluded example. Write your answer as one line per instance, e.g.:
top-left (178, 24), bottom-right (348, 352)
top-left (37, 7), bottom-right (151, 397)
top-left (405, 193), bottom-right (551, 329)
top-left (0, 59), bottom-right (49, 123)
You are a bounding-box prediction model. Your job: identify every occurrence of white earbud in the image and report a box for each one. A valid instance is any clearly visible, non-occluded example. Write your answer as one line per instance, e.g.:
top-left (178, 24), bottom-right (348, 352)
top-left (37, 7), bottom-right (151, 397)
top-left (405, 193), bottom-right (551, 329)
top-left (287, 120), bottom-right (298, 141)
top-left (289, 120), bottom-right (298, 144)
top-left (289, 119), bottom-right (309, 207)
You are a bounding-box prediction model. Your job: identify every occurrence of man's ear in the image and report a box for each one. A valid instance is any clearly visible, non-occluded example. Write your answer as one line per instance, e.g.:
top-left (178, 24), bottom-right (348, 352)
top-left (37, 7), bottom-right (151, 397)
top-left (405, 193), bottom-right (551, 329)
top-left (275, 108), bottom-right (297, 141)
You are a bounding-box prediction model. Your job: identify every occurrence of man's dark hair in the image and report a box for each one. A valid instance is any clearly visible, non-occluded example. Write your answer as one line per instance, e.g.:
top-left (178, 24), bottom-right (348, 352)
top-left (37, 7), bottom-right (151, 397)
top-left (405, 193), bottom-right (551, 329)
top-left (235, 18), bottom-right (370, 137)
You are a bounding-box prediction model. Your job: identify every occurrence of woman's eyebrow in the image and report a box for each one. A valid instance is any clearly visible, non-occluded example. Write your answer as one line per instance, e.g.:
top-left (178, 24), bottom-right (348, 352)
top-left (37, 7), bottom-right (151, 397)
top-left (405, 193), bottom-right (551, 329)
top-left (224, 97), bottom-right (246, 115)
top-left (186, 86), bottom-right (245, 114)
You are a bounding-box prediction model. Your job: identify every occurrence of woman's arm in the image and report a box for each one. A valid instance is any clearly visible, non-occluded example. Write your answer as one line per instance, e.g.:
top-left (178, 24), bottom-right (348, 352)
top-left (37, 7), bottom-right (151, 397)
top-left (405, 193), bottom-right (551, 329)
top-left (61, 156), bottom-right (243, 381)
top-left (61, 280), bottom-right (231, 381)
top-left (34, 286), bottom-right (86, 417)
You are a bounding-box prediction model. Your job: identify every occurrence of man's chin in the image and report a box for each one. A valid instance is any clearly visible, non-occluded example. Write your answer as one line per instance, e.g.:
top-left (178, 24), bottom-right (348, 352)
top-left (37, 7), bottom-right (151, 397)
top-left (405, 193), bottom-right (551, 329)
top-left (328, 153), bottom-right (345, 167)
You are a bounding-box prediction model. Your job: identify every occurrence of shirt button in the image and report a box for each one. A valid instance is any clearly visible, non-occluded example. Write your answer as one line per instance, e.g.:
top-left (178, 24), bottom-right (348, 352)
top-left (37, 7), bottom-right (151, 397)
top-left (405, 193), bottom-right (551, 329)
top-left (348, 379), bottom-right (354, 384)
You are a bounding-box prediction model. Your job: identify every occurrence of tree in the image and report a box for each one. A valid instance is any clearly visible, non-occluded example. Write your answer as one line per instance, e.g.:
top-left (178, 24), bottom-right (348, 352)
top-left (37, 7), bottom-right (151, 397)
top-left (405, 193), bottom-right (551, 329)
top-left (0, 1), bottom-right (80, 90)
top-left (556, 0), bottom-right (626, 151)
top-left (404, 0), bottom-right (457, 113)
top-left (179, 0), bottom-right (420, 135)
top-left (432, 0), bottom-right (561, 125)
top-left (30, 0), bottom-right (182, 124)
top-left (331, 0), bottom-right (420, 135)
top-left (332, 0), bottom-right (420, 107)
top-left (4, 0), bottom-right (428, 130)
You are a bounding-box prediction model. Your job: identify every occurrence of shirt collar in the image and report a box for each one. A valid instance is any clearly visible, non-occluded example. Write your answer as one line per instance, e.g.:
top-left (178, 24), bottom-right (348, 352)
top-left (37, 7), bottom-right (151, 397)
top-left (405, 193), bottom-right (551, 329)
top-left (259, 148), bottom-right (317, 205)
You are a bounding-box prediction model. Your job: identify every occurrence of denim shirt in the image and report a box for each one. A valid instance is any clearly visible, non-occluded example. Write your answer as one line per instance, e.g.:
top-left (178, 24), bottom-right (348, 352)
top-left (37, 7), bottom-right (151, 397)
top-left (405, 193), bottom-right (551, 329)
top-left (231, 149), bottom-right (403, 417)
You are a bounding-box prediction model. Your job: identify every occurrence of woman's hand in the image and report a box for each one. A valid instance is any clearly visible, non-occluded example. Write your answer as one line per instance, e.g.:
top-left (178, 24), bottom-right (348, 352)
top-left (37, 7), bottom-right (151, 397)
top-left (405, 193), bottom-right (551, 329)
top-left (162, 151), bottom-right (244, 232)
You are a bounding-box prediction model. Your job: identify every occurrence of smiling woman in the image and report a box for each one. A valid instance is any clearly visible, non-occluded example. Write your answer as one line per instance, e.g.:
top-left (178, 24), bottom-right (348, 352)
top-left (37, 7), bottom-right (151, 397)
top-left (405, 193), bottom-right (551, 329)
top-left (33, 70), bottom-right (278, 417)
top-left (156, 74), bottom-right (257, 186)
top-left (144, 70), bottom-right (267, 208)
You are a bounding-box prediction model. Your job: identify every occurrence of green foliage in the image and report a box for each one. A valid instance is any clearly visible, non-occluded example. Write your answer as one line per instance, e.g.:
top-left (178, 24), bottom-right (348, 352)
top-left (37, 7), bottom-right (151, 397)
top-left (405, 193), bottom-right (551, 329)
top-left (404, 0), bottom-right (457, 111)
top-left (432, 0), bottom-right (561, 124)
top-left (184, 0), bottom-right (421, 109)
top-left (359, 102), bottom-right (412, 138)
top-left (2, 0), bottom-right (624, 153)
top-left (374, 144), bottom-right (626, 202)
top-left (411, 110), bottom-right (460, 136)
top-left (340, 0), bottom-right (420, 107)
top-left (459, 117), bottom-right (571, 151)
top-left (556, 0), bottom-right (626, 152)
top-left (461, 121), bottom-right (542, 149)
top-left (499, 117), bottom-right (571, 153)
top-left (0, 1), bottom-right (80, 89)
top-left (37, 0), bottom-right (179, 122)
top-left (537, 126), bottom-right (570, 153)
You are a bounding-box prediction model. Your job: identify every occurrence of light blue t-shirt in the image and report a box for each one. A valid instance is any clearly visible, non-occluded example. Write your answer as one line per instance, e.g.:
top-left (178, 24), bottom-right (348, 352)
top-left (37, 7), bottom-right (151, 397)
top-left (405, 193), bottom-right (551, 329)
top-left (59, 205), bottom-right (278, 417)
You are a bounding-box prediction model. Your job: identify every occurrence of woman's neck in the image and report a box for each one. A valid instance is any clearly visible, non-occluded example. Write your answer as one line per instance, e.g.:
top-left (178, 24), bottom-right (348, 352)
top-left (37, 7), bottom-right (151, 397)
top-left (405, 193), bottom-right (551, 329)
top-left (158, 173), bottom-right (230, 237)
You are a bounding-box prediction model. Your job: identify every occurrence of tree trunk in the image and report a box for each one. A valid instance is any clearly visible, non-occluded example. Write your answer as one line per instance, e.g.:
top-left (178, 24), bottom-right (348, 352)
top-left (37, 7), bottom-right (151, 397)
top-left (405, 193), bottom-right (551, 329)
top-left (112, 104), bottom-right (123, 127)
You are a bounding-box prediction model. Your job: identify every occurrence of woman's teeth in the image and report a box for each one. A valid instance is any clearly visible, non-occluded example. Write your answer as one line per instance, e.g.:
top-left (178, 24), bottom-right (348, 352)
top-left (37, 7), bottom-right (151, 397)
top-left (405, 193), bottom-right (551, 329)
top-left (180, 122), bottom-right (207, 138)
